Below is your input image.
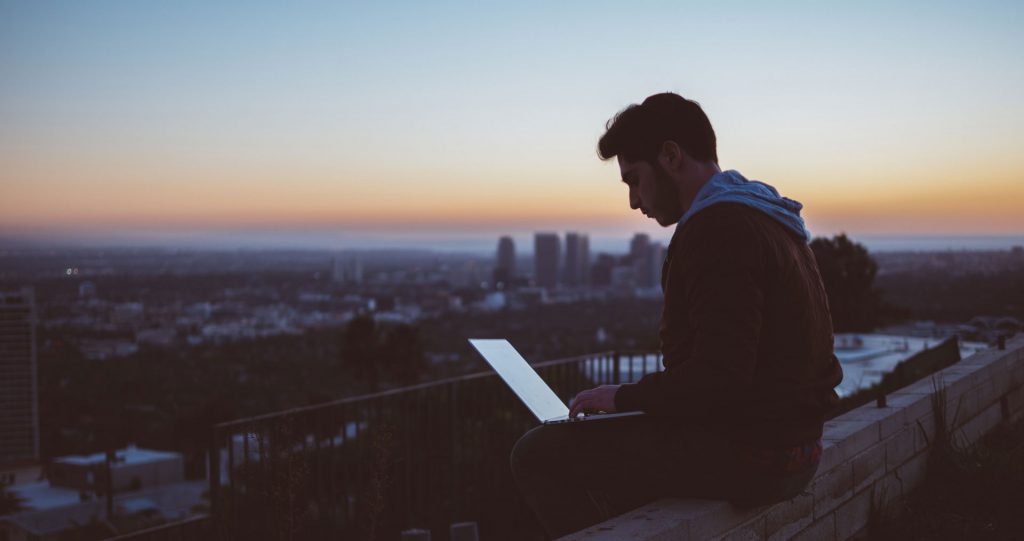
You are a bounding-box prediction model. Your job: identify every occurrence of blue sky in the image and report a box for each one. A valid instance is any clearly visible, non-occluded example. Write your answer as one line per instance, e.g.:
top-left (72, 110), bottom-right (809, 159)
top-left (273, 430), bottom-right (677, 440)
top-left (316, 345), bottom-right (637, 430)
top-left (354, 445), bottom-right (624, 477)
top-left (2, 1), bottom-right (1023, 249)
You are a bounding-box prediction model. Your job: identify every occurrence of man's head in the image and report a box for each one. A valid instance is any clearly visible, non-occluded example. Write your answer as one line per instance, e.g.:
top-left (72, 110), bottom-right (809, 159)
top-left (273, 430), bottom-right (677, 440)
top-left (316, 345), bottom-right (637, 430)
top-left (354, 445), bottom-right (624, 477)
top-left (597, 93), bottom-right (720, 226)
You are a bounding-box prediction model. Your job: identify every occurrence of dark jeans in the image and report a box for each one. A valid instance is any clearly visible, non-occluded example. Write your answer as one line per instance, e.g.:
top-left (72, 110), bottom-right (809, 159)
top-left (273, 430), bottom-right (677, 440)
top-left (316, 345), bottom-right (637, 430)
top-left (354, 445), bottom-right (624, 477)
top-left (509, 416), bottom-right (818, 539)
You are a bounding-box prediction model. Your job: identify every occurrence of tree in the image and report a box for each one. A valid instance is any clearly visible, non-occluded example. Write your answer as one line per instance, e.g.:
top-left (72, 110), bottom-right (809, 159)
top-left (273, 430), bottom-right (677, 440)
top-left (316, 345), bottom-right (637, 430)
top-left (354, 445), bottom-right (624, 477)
top-left (810, 234), bottom-right (884, 332)
top-left (381, 324), bottom-right (426, 384)
top-left (340, 315), bottom-right (380, 390)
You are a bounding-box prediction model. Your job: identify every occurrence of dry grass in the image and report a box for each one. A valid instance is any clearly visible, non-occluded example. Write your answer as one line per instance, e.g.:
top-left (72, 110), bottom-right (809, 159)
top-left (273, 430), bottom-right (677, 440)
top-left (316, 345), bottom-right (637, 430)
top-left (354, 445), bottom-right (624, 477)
top-left (867, 409), bottom-right (1024, 540)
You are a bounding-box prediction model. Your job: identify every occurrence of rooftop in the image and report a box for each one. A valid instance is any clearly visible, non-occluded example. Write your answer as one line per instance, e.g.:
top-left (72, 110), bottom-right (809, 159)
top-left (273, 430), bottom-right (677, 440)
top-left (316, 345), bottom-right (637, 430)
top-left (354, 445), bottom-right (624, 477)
top-left (2, 480), bottom-right (205, 537)
top-left (53, 445), bottom-right (181, 468)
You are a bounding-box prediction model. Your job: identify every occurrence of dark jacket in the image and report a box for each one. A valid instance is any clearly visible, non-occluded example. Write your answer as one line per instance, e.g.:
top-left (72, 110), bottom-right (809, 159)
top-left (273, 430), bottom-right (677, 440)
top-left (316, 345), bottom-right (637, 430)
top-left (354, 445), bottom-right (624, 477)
top-left (614, 202), bottom-right (844, 446)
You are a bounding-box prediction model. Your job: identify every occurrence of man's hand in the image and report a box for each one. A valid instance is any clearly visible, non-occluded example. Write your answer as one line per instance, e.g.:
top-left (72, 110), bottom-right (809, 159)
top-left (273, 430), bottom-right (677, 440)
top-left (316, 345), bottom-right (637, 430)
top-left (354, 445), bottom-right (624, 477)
top-left (568, 384), bottom-right (621, 418)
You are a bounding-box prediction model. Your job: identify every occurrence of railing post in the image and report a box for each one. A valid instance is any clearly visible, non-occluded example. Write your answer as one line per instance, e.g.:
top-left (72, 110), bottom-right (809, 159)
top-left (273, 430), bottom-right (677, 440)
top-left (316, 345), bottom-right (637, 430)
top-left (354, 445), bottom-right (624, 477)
top-left (612, 351), bottom-right (621, 385)
top-left (450, 382), bottom-right (459, 518)
top-left (209, 426), bottom-right (220, 533)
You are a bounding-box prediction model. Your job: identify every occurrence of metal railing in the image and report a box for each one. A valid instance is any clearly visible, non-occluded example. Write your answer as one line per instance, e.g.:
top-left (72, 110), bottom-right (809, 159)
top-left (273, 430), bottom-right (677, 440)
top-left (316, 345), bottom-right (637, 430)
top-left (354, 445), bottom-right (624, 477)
top-left (209, 350), bottom-right (661, 541)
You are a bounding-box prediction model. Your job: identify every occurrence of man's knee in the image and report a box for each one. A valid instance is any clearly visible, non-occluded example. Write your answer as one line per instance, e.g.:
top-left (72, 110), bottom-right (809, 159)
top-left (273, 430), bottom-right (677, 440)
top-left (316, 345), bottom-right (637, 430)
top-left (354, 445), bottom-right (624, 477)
top-left (510, 425), bottom-right (561, 479)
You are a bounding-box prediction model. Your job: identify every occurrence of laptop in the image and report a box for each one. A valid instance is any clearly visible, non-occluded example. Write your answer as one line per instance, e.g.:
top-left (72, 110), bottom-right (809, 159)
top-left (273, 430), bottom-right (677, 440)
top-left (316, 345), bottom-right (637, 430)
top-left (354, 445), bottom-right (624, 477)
top-left (469, 339), bottom-right (645, 424)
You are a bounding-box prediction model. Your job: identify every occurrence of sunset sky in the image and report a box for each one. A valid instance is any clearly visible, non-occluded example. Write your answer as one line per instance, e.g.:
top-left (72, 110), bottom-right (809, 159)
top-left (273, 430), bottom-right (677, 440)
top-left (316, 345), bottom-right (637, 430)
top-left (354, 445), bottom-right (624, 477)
top-left (2, 1), bottom-right (1023, 249)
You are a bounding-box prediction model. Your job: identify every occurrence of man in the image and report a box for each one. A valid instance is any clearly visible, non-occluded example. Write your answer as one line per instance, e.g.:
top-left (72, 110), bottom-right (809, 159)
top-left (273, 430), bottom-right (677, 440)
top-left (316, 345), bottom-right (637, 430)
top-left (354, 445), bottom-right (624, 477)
top-left (510, 93), bottom-right (844, 539)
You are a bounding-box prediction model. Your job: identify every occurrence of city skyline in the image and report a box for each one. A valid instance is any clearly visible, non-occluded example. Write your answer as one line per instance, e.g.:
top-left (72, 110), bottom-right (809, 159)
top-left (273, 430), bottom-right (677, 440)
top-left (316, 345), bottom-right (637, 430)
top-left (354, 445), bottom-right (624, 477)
top-left (3, 228), bottom-right (1023, 255)
top-left (2, 1), bottom-right (1023, 244)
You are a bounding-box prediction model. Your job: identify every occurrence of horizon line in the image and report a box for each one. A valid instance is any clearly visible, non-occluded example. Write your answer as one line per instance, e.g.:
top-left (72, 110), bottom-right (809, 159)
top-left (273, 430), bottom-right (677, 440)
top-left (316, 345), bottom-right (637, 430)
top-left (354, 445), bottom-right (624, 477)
top-left (2, 232), bottom-right (1023, 255)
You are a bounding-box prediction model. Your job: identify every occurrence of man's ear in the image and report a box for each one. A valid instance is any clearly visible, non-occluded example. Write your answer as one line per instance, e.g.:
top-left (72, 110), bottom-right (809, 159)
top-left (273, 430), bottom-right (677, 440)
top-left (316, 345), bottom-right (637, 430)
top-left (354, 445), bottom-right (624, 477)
top-left (658, 141), bottom-right (687, 171)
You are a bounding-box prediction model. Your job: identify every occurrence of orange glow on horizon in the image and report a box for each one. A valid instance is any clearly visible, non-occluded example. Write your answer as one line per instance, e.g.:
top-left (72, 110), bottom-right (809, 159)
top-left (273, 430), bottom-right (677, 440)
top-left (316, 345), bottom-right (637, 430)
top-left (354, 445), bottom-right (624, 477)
top-left (2, 150), bottom-right (1022, 236)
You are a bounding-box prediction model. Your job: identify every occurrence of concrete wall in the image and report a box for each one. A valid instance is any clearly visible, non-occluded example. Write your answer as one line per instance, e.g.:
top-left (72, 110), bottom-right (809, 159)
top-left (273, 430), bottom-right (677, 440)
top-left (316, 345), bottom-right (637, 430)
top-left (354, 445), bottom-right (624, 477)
top-left (560, 335), bottom-right (1024, 541)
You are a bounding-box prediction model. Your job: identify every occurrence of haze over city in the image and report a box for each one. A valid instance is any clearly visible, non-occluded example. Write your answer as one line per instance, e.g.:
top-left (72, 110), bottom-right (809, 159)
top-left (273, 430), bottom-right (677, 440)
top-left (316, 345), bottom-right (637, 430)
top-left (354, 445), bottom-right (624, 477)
top-left (2, 0), bottom-right (1023, 251)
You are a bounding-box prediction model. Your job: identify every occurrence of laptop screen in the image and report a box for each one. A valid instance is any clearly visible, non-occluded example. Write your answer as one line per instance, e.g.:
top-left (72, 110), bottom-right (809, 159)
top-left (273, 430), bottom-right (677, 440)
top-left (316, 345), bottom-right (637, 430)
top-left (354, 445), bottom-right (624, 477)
top-left (469, 339), bottom-right (571, 422)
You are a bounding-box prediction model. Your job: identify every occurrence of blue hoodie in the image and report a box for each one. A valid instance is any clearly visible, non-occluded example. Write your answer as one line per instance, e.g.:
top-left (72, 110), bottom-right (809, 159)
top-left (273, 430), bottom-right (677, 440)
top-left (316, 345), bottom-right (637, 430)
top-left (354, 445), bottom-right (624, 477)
top-left (676, 170), bottom-right (811, 242)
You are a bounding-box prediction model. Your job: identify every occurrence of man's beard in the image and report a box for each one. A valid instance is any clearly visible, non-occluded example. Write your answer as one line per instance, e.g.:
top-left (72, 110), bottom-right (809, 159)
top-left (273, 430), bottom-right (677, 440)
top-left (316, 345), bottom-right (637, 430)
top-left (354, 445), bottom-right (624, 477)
top-left (651, 164), bottom-right (684, 227)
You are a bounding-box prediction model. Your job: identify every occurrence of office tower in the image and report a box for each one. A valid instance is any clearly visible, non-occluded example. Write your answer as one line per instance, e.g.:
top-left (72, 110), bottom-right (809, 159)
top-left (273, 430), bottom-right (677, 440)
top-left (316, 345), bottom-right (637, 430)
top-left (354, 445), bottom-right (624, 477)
top-left (352, 258), bottom-right (363, 285)
top-left (629, 233), bottom-right (660, 288)
top-left (578, 234), bottom-right (591, 286)
top-left (494, 236), bottom-right (516, 285)
top-left (564, 232), bottom-right (590, 287)
top-left (332, 256), bottom-right (364, 285)
top-left (0, 288), bottom-right (39, 465)
top-left (629, 233), bottom-right (651, 262)
top-left (331, 256), bottom-right (346, 283)
top-left (534, 233), bottom-right (561, 289)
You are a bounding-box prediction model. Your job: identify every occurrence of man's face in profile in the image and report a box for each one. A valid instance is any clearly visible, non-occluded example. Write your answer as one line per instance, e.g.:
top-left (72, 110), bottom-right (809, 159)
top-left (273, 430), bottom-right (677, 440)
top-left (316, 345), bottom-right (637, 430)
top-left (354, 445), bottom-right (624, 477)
top-left (617, 157), bottom-right (684, 227)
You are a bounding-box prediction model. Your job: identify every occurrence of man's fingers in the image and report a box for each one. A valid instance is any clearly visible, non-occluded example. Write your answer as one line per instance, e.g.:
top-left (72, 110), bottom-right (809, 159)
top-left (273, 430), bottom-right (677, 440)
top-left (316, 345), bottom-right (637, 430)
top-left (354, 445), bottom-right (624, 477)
top-left (570, 394), bottom-right (589, 417)
top-left (570, 388), bottom-right (599, 418)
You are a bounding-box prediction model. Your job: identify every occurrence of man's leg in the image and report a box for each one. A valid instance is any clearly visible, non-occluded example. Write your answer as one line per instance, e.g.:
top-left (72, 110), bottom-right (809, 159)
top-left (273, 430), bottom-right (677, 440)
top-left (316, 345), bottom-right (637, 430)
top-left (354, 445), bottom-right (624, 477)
top-left (510, 416), bottom-right (821, 539)
top-left (509, 416), bottom-right (691, 539)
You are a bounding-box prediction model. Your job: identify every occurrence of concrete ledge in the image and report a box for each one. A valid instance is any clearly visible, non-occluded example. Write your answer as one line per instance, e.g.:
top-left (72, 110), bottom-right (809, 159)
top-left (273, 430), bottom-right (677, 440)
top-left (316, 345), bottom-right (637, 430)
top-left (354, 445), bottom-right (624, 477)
top-left (559, 335), bottom-right (1024, 541)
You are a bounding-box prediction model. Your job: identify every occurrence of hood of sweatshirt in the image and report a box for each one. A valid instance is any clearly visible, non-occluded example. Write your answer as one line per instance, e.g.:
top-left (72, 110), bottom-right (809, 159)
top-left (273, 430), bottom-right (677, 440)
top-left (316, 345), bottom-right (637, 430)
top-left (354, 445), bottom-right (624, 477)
top-left (676, 169), bottom-right (811, 242)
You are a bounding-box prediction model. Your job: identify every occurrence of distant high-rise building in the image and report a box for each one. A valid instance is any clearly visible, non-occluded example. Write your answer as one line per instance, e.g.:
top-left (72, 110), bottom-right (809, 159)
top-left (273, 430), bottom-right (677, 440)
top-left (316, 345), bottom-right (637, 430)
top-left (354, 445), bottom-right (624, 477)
top-left (0, 288), bottom-right (39, 466)
top-left (564, 233), bottom-right (590, 287)
top-left (630, 233), bottom-right (651, 262)
top-left (494, 236), bottom-right (516, 285)
top-left (630, 233), bottom-right (661, 288)
top-left (332, 256), bottom-right (364, 285)
top-left (352, 258), bottom-right (363, 285)
top-left (534, 233), bottom-right (561, 289)
top-left (331, 256), bottom-right (346, 283)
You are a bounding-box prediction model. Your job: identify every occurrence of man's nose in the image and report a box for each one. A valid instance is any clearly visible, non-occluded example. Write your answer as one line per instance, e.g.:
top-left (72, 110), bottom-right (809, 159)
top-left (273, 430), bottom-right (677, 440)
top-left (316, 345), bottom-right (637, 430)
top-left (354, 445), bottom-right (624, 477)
top-left (629, 187), bottom-right (641, 210)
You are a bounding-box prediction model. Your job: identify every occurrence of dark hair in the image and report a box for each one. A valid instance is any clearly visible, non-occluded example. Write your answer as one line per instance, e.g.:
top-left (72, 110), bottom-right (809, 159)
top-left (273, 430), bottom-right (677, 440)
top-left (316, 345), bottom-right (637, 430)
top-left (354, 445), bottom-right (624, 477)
top-left (597, 93), bottom-right (717, 164)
